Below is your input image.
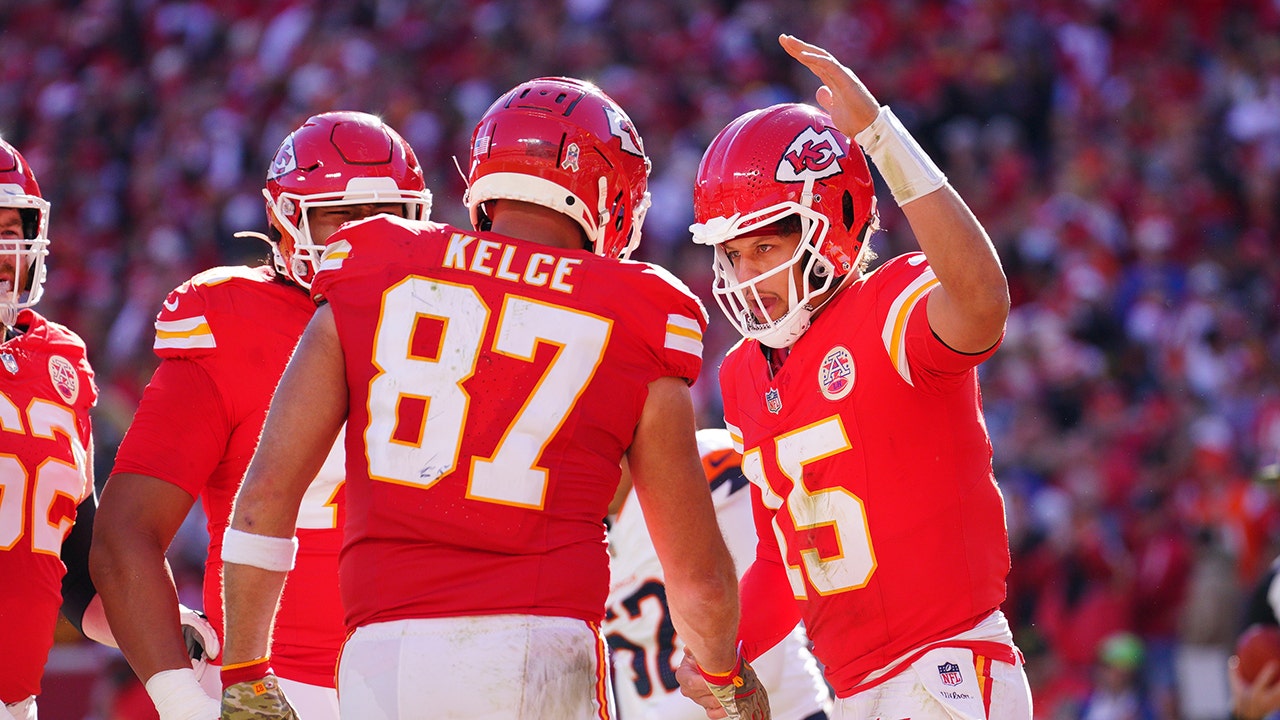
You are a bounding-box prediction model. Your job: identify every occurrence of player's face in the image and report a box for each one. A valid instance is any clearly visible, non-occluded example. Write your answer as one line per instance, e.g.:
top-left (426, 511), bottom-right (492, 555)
top-left (307, 203), bottom-right (409, 246)
top-left (0, 208), bottom-right (27, 294)
top-left (722, 232), bottom-right (803, 322)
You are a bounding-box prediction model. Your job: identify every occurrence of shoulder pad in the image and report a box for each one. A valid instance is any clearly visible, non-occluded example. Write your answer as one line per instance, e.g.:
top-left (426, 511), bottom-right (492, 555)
top-left (153, 265), bottom-right (282, 358)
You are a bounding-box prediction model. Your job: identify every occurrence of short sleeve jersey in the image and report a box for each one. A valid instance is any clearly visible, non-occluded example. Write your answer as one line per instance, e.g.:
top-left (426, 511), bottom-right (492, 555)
top-left (0, 310), bottom-right (97, 703)
top-left (605, 428), bottom-right (829, 720)
top-left (310, 216), bottom-right (708, 630)
top-left (110, 265), bottom-right (346, 686)
top-left (722, 253), bottom-right (1011, 696)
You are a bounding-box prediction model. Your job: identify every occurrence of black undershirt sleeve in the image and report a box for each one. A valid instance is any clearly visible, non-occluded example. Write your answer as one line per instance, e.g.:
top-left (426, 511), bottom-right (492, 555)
top-left (59, 491), bottom-right (99, 633)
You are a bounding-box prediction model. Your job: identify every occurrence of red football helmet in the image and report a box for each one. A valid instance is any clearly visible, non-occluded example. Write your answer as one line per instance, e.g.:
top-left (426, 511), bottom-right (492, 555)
top-left (465, 77), bottom-right (651, 260)
top-left (261, 111), bottom-right (431, 288)
top-left (0, 138), bottom-right (50, 323)
top-left (691, 103), bottom-right (878, 347)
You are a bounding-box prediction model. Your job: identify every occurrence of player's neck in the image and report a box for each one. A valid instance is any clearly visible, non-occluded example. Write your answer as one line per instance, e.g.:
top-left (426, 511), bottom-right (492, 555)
top-left (764, 345), bottom-right (790, 376)
top-left (488, 200), bottom-right (587, 252)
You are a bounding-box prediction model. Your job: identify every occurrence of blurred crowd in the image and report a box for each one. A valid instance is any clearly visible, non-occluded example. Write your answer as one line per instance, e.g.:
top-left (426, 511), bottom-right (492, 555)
top-left (3, 0), bottom-right (1280, 718)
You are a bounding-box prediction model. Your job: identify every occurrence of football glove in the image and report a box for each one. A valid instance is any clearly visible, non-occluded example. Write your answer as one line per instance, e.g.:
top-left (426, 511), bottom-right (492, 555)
top-left (179, 604), bottom-right (219, 662)
top-left (220, 658), bottom-right (300, 720)
top-left (699, 654), bottom-right (771, 720)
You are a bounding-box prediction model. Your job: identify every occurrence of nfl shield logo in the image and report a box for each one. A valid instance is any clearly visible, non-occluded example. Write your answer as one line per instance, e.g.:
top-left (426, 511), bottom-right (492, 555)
top-left (1, 352), bottom-right (16, 374)
top-left (938, 662), bottom-right (962, 686)
top-left (765, 387), bottom-right (782, 414)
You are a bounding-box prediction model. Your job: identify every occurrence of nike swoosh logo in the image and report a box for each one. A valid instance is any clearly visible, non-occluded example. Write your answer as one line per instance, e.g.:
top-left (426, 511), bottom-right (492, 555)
top-left (163, 296), bottom-right (179, 312)
top-left (704, 449), bottom-right (735, 471)
top-left (908, 255), bottom-right (927, 266)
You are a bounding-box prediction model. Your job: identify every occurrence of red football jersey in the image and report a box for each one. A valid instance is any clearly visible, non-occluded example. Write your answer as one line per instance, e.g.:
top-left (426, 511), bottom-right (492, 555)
top-left (310, 216), bottom-right (708, 630)
top-left (723, 253), bottom-right (1011, 696)
top-left (0, 310), bottom-right (97, 703)
top-left (110, 265), bottom-right (346, 686)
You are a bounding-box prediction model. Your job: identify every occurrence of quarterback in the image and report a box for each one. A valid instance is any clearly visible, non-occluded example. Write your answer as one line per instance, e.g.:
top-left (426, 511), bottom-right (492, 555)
top-left (677, 35), bottom-right (1033, 720)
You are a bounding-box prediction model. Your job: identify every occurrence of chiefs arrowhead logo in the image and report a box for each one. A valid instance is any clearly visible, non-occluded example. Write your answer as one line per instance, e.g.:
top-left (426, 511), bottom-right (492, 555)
top-left (268, 135), bottom-right (299, 180)
top-left (777, 127), bottom-right (846, 183)
top-left (603, 105), bottom-right (644, 157)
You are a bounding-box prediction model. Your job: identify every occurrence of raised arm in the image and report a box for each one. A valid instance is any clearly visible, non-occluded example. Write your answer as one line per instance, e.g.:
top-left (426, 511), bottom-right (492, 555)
top-left (781, 33), bottom-right (1010, 353)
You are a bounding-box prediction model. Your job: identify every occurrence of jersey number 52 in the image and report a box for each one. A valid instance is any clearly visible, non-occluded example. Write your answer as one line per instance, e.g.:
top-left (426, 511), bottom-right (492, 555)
top-left (0, 394), bottom-right (89, 555)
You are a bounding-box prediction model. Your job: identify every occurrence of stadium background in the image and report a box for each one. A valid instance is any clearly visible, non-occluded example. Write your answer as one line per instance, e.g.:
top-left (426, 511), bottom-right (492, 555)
top-left (3, 0), bottom-right (1279, 718)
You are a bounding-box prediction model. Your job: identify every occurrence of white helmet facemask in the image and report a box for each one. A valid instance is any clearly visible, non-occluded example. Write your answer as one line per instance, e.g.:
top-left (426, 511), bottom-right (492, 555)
top-left (264, 176), bottom-right (433, 289)
top-left (0, 184), bottom-right (51, 328)
top-left (691, 184), bottom-right (843, 349)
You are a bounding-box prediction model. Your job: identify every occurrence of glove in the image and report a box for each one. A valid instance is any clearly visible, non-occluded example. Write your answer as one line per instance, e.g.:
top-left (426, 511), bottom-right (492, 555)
top-left (179, 604), bottom-right (220, 662)
top-left (220, 658), bottom-right (300, 720)
top-left (699, 654), bottom-right (771, 720)
top-left (178, 604), bottom-right (222, 697)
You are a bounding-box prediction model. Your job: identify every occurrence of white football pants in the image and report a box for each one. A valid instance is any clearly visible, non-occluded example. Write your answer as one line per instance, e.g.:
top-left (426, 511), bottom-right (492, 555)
top-left (338, 615), bottom-right (612, 720)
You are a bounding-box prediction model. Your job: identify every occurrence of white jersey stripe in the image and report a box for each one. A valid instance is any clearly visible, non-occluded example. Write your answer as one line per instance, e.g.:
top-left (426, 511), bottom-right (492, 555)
top-left (725, 420), bottom-right (744, 453)
top-left (154, 314), bottom-right (217, 350)
top-left (880, 269), bottom-right (938, 386)
top-left (154, 335), bottom-right (217, 350)
top-left (318, 239), bottom-right (351, 273)
top-left (664, 313), bottom-right (704, 358)
top-left (155, 315), bottom-right (211, 333)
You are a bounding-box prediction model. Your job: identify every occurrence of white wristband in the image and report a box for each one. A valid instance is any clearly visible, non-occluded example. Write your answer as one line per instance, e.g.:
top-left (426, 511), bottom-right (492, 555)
top-left (854, 105), bottom-right (947, 206)
top-left (220, 527), bottom-right (298, 572)
top-left (144, 667), bottom-right (219, 720)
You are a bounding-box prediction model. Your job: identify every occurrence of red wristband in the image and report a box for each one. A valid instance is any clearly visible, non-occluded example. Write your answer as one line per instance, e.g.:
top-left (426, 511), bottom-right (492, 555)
top-left (697, 653), bottom-right (745, 686)
top-left (220, 657), bottom-right (272, 690)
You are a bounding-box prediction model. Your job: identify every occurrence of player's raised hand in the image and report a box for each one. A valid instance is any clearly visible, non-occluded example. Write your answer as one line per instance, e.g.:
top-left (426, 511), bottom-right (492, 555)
top-left (779, 34), bottom-right (880, 138)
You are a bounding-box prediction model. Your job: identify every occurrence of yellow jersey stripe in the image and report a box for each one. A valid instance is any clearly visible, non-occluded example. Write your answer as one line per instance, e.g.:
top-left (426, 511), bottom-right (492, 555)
top-left (664, 313), bottom-right (703, 357)
top-left (880, 269), bottom-right (938, 386)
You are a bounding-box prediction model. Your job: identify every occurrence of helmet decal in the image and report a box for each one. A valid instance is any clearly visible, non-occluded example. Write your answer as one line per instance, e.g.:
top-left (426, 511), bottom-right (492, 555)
top-left (268, 135), bottom-right (298, 180)
top-left (562, 143), bottom-right (581, 172)
top-left (779, 127), bottom-right (846, 181)
top-left (603, 104), bottom-right (644, 157)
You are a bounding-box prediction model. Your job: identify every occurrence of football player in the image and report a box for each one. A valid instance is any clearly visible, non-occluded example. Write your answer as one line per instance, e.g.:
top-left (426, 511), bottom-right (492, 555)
top-left (90, 112), bottom-right (431, 720)
top-left (676, 35), bottom-right (1033, 720)
top-left (606, 427), bottom-right (831, 719)
top-left (0, 137), bottom-right (104, 720)
top-left (218, 77), bottom-right (766, 720)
